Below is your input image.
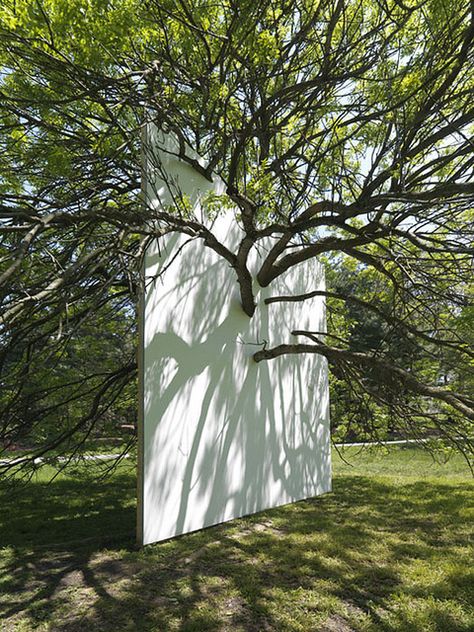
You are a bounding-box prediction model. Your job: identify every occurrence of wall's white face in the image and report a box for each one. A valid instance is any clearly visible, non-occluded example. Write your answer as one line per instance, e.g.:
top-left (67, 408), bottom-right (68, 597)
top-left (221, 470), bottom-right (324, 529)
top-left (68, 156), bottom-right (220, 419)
top-left (139, 132), bottom-right (331, 545)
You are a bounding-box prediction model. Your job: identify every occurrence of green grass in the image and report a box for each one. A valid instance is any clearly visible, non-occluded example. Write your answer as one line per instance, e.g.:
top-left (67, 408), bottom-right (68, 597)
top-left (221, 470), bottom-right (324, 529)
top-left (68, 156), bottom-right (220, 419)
top-left (0, 447), bottom-right (472, 631)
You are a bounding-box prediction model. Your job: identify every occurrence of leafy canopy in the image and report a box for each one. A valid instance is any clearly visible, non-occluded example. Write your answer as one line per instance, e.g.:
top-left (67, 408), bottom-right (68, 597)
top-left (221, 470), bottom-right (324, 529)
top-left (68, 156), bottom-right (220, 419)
top-left (1, 0), bottom-right (473, 471)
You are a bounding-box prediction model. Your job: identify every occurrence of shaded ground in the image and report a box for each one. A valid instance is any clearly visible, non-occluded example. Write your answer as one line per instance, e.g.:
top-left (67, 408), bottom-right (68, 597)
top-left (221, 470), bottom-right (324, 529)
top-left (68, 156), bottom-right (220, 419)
top-left (0, 448), bottom-right (472, 631)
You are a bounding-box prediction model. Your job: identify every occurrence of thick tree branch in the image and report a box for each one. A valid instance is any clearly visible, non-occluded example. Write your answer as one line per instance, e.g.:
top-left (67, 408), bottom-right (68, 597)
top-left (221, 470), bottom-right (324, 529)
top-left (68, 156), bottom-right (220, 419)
top-left (254, 335), bottom-right (474, 420)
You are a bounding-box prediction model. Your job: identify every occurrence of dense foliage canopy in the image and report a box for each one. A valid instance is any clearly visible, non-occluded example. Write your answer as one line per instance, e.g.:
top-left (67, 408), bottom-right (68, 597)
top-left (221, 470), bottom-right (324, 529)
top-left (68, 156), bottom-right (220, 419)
top-left (1, 0), bottom-right (473, 473)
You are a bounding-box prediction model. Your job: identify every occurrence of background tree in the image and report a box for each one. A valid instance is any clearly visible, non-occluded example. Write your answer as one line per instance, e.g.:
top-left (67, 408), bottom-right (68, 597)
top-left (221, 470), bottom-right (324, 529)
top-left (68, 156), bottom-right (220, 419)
top-left (1, 0), bottom-right (473, 475)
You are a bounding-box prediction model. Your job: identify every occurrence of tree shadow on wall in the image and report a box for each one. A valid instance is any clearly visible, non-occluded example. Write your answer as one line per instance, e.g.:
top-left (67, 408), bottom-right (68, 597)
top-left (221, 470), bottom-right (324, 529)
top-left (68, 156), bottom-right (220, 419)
top-left (142, 231), bottom-right (330, 544)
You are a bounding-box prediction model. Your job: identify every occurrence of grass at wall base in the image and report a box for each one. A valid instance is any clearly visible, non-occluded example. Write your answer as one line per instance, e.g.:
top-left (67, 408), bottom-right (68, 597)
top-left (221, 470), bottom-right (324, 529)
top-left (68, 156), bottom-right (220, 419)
top-left (0, 446), bottom-right (472, 632)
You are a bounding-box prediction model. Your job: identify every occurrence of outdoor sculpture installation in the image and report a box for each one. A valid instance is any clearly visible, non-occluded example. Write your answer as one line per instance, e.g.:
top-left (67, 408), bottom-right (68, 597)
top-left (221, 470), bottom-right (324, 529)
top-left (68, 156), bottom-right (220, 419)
top-left (138, 129), bottom-right (331, 545)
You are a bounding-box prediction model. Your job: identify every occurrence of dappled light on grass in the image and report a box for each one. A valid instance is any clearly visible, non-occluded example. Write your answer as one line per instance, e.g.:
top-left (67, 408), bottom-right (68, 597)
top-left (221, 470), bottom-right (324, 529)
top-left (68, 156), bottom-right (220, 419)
top-left (0, 448), bottom-right (472, 631)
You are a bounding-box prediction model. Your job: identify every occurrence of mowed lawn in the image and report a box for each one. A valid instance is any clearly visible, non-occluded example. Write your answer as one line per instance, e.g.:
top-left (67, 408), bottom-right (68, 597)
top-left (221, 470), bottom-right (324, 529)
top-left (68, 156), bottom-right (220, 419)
top-left (0, 447), bottom-right (472, 631)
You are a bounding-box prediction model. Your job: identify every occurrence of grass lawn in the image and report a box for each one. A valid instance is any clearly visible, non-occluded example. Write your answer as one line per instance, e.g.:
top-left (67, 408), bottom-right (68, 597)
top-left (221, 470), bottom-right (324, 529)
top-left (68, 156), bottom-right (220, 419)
top-left (0, 446), bottom-right (472, 631)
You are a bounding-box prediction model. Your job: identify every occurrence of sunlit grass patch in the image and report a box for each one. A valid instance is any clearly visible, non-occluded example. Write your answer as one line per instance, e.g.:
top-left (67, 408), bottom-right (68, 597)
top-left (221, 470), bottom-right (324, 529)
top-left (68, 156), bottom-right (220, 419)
top-left (0, 446), bottom-right (472, 631)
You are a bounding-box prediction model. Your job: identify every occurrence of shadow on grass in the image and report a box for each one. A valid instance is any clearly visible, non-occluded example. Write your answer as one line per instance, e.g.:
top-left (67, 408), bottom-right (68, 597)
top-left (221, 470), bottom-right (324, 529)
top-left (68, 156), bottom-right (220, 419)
top-left (0, 472), bottom-right (472, 631)
top-left (0, 469), bottom-right (136, 626)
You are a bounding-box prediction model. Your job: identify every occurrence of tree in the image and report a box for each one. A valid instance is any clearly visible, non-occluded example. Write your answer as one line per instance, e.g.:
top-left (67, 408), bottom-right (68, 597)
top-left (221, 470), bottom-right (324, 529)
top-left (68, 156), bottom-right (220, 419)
top-left (1, 0), bottom-right (473, 474)
top-left (325, 253), bottom-right (472, 445)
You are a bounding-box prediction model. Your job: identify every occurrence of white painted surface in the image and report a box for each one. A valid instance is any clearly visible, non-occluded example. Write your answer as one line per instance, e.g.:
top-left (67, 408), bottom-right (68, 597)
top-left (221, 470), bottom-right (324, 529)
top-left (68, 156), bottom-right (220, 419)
top-left (139, 130), bottom-right (331, 545)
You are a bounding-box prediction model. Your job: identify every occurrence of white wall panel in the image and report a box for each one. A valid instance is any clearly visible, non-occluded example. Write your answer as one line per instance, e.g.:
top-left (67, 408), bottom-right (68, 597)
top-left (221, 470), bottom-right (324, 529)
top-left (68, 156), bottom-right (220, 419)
top-left (138, 132), bottom-right (331, 545)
